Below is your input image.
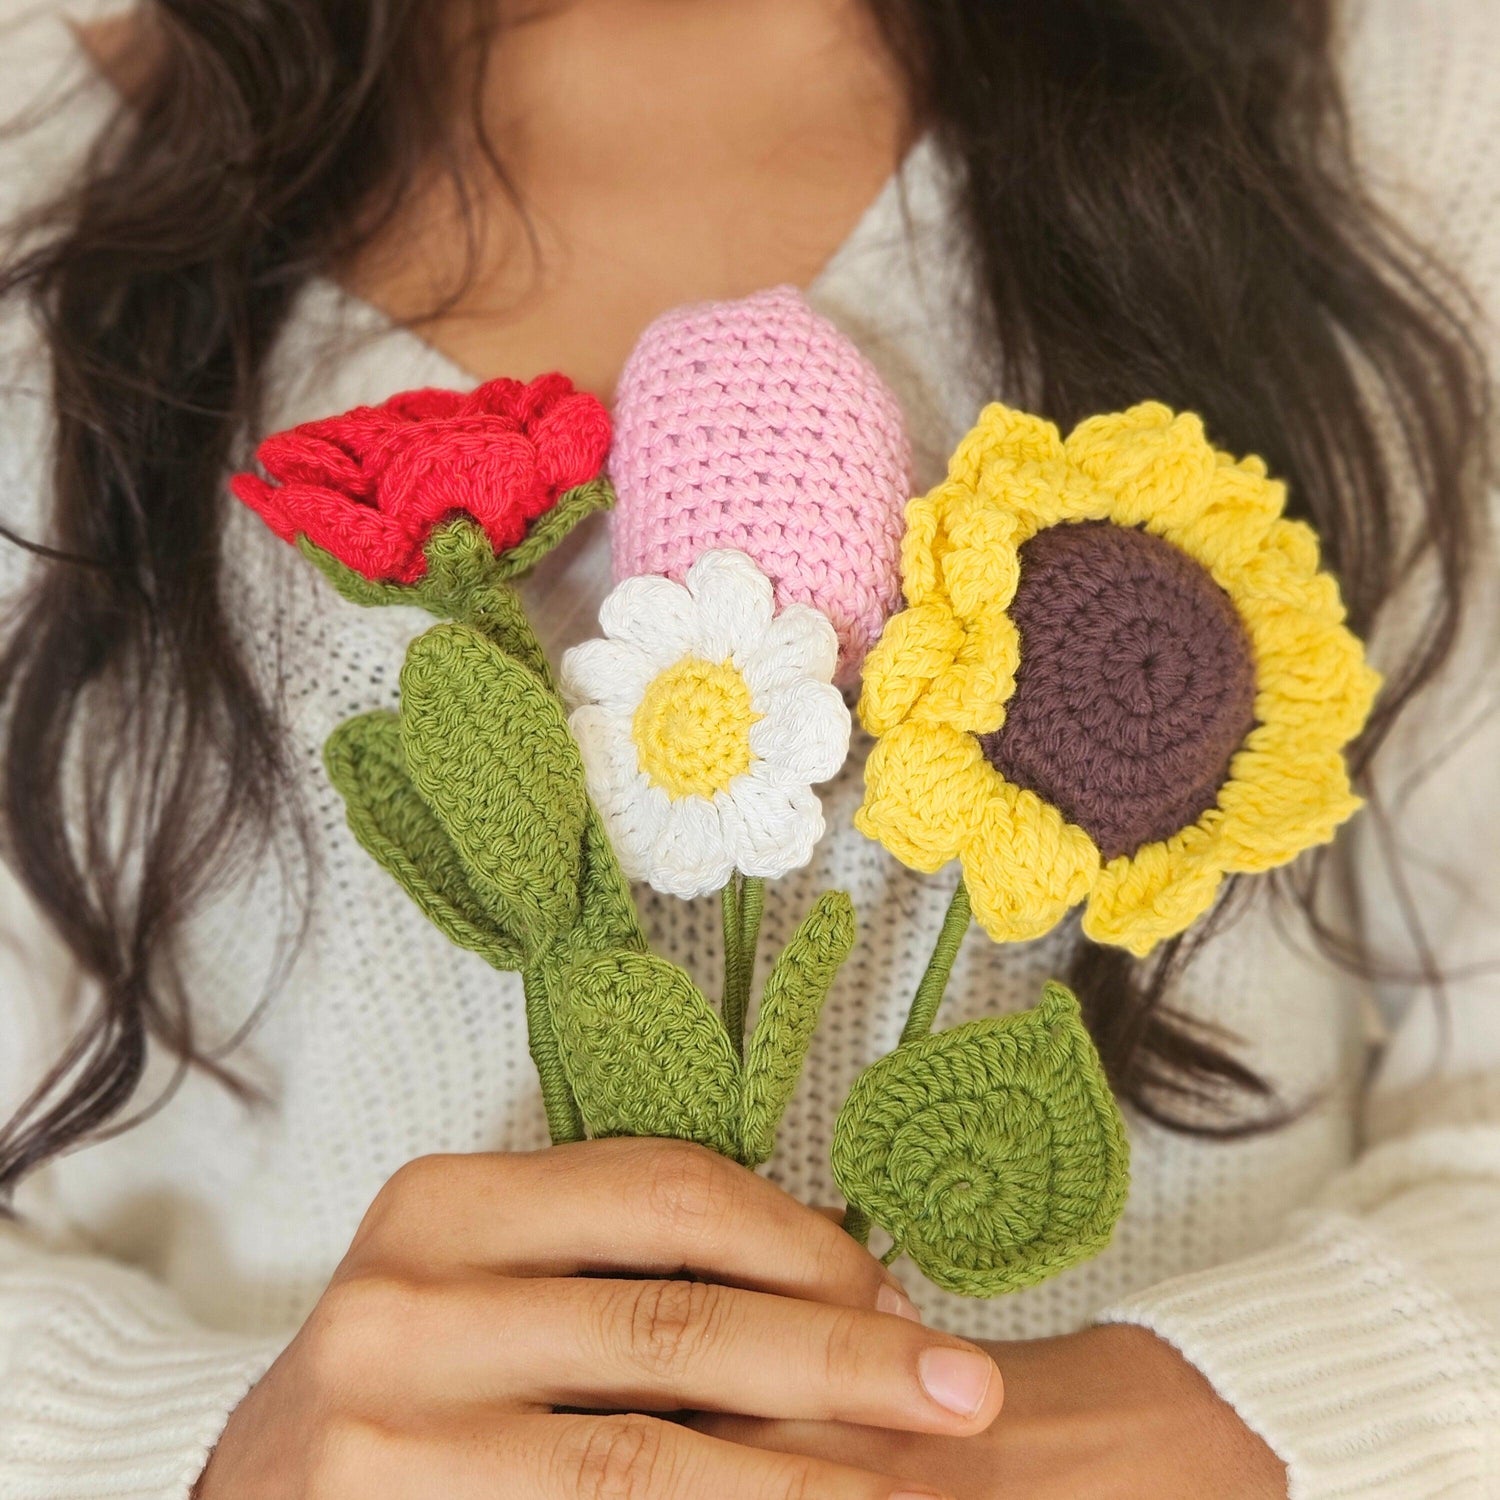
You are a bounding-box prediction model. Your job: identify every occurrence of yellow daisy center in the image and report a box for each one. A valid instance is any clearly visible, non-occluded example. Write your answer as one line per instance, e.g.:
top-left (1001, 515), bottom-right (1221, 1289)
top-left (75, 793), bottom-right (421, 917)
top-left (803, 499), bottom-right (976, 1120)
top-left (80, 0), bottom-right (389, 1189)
top-left (632, 656), bottom-right (758, 799)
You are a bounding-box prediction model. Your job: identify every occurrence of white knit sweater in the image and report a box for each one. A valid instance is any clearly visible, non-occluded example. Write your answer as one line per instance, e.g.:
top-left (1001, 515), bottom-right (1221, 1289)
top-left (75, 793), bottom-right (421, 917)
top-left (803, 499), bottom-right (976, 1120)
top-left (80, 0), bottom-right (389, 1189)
top-left (2, 4), bottom-right (1498, 1497)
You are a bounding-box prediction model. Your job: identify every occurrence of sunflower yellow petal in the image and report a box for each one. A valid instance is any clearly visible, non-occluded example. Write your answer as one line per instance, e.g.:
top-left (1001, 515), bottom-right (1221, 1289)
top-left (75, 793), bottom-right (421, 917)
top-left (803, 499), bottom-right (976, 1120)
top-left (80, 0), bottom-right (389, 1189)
top-left (910, 611), bottom-right (1020, 735)
top-left (1244, 602), bottom-right (1383, 745)
top-left (961, 781), bottom-right (1100, 944)
top-left (1213, 736), bottom-right (1364, 872)
top-left (1081, 824), bottom-right (1225, 957)
top-left (1160, 455), bottom-right (1283, 580)
top-left (1063, 402), bottom-right (1219, 532)
top-left (948, 402), bottom-right (1067, 487)
top-left (1221, 518), bottom-right (1341, 612)
top-left (939, 510), bottom-right (1024, 623)
top-left (858, 601), bottom-right (966, 736)
top-left (900, 492), bottom-right (946, 607)
top-left (951, 404), bottom-right (1086, 532)
top-left (856, 720), bottom-right (994, 873)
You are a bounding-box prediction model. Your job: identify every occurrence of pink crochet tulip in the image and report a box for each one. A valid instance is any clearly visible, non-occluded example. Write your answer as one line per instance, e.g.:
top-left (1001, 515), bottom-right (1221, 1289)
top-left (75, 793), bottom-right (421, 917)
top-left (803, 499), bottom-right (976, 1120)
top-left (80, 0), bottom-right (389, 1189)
top-left (609, 287), bottom-right (912, 686)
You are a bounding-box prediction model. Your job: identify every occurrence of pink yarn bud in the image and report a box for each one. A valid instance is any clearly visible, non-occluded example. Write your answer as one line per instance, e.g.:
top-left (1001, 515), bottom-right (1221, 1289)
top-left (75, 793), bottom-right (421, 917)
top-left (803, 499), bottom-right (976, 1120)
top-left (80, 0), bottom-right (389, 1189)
top-left (609, 287), bottom-right (912, 686)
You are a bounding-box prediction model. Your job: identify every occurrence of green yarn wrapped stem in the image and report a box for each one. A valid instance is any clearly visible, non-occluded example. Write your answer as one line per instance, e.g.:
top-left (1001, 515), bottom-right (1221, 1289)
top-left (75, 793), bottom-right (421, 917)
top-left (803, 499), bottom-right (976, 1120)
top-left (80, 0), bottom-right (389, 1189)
top-left (720, 874), bottom-right (765, 1060)
top-left (899, 881), bottom-right (972, 1047)
top-left (524, 962), bottom-right (586, 1143)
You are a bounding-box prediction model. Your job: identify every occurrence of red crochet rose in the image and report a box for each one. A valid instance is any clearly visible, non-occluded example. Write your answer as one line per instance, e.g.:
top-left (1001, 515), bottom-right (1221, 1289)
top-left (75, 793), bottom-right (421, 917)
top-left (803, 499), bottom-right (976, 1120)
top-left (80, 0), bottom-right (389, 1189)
top-left (232, 374), bottom-right (611, 584)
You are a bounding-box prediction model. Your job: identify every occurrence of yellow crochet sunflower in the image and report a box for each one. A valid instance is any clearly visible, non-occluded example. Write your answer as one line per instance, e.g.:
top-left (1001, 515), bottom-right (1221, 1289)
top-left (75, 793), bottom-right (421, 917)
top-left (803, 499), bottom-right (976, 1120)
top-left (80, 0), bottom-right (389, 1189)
top-left (856, 401), bottom-right (1380, 957)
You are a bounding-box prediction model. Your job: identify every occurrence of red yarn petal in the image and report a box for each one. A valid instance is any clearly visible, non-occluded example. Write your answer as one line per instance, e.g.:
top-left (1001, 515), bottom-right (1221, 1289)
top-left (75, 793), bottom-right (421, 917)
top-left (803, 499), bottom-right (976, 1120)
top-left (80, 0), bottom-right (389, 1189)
top-left (458, 376), bottom-right (531, 422)
top-left (230, 472), bottom-right (301, 545)
top-left (255, 427), bottom-right (374, 497)
top-left (528, 391), bottom-right (612, 492)
top-left (384, 387), bottom-right (469, 424)
top-left (381, 422), bottom-right (545, 543)
top-left (254, 477), bottom-right (419, 580)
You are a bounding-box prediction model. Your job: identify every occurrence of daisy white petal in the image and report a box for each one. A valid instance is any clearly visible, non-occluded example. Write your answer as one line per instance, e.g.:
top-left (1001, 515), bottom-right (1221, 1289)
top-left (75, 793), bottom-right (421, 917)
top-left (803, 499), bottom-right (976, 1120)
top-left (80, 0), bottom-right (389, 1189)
top-left (649, 796), bottom-right (736, 899)
top-left (560, 637), bottom-right (660, 714)
top-left (609, 782), bottom-right (674, 883)
top-left (568, 703), bottom-right (640, 785)
top-left (736, 604), bottom-right (839, 694)
top-left (749, 679), bottom-right (851, 784)
top-left (716, 768), bottom-right (824, 881)
top-left (598, 574), bottom-right (700, 667)
top-left (569, 705), bottom-right (667, 882)
top-left (685, 549), bottom-right (775, 660)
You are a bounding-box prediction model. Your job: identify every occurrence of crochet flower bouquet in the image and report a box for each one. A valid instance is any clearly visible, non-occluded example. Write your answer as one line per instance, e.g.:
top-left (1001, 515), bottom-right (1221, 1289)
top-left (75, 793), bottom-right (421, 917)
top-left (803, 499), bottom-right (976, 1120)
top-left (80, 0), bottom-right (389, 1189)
top-left (234, 289), bottom-right (1377, 1299)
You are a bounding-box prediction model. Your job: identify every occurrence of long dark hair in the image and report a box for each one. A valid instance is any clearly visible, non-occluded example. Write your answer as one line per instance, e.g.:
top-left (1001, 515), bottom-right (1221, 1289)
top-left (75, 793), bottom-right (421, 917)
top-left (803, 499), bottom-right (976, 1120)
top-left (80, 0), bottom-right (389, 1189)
top-left (0, 0), bottom-right (1488, 1194)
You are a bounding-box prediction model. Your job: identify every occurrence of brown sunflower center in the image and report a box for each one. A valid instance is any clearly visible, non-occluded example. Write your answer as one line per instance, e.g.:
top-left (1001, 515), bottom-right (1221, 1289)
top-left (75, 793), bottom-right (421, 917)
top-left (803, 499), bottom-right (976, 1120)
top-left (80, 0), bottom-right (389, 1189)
top-left (981, 520), bottom-right (1256, 861)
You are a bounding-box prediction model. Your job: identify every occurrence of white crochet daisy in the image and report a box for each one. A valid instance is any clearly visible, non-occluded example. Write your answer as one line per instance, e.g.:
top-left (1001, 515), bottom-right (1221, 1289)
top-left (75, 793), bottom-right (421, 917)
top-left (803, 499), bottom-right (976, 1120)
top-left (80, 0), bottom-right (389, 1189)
top-left (562, 550), bottom-right (852, 900)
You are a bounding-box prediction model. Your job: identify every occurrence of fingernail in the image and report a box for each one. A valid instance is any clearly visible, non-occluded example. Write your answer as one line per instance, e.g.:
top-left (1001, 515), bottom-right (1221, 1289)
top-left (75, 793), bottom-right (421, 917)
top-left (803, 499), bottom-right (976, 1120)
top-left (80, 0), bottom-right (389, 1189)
top-left (918, 1346), bottom-right (994, 1418)
top-left (876, 1283), bottom-right (923, 1322)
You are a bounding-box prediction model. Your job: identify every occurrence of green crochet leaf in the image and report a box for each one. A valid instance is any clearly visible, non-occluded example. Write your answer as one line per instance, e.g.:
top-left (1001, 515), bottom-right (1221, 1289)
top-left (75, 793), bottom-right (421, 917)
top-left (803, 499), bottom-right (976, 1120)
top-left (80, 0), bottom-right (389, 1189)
top-left (323, 711), bottom-right (527, 969)
top-left (740, 891), bottom-right (855, 1168)
top-left (299, 537), bottom-right (418, 611)
top-left (567, 807), bottom-right (649, 959)
top-left (554, 950), bottom-right (743, 1159)
top-left (459, 576), bottom-right (556, 688)
top-left (399, 623), bottom-right (588, 959)
top-left (491, 477), bottom-right (614, 581)
top-left (831, 983), bottom-right (1129, 1298)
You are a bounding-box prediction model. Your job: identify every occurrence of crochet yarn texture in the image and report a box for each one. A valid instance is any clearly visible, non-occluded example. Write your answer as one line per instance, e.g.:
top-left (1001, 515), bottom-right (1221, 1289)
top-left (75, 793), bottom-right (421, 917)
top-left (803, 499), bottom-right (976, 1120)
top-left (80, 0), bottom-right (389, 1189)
top-left (609, 287), bottom-right (911, 685)
top-left (982, 520), bottom-right (1257, 860)
top-left (857, 401), bottom-right (1381, 956)
top-left (233, 373), bottom-right (611, 584)
top-left (235, 367), bottom-right (1135, 1305)
top-left (563, 549), bottom-right (851, 901)
top-left (832, 984), bottom-right (1128, 1297)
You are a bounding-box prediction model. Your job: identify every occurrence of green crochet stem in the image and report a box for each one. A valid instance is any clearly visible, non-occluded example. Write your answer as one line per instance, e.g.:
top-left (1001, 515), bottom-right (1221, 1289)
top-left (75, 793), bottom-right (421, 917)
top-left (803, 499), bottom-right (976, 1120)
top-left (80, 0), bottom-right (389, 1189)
top-left (524, 964), bottom-right (586, 1143)
top-left (720, 874), bottom-right (766, 1060)
top-left (843, 880), bottom-right (972, 1246)
top-left (899, 881), bottom-right (972, 1047)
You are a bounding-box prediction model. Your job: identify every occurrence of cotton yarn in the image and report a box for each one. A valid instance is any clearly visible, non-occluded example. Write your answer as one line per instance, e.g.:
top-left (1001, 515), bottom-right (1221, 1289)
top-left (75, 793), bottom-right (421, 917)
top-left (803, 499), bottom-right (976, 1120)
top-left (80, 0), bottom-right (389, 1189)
top-left (832, 983), bottom-right (1129, 1297)
top-left (563, 549), bottom-right (851, 901)
top-left (233, 374), bottom-right (611, 585)
top-left (856, 400), bottom-right (1381, 957)
top-left (609, 287), bottom-right (911, 685)
top-left (982, 520), bottom-right (1257, 860)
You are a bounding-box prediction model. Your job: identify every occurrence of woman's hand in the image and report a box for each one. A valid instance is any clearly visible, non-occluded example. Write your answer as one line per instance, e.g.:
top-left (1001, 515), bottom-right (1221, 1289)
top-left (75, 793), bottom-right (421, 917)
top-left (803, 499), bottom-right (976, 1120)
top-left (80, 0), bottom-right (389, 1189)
top-left (699, 1323), bottom-right (1287, 1499)
top-left (195, 1138), bottom-right (1003, 1500)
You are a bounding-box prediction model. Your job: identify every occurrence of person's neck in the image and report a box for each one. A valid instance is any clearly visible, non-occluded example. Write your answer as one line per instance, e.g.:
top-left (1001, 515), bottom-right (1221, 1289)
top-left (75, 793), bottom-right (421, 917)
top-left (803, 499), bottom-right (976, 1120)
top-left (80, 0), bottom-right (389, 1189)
top-left (347, 0), bottom-right (913, 395)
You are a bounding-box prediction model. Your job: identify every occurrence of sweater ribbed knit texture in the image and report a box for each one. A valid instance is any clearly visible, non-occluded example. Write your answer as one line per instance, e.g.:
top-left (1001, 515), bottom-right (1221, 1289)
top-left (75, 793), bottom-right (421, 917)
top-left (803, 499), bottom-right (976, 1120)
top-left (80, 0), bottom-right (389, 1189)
top-left (1, 3), bottom-right (1498, 1497)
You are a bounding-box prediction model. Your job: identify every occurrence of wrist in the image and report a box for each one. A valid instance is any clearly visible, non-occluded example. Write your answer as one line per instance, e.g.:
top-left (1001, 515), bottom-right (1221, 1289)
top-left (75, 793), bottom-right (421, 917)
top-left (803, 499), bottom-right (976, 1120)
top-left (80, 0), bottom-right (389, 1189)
top-left (975, 1324), bottom-right (1287, 1499)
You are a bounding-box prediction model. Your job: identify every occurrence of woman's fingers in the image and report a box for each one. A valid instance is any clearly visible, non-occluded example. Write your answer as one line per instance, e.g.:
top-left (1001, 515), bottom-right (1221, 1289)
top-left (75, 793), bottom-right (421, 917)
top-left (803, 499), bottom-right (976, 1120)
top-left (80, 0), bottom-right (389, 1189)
top-left (354, 1138), bottom-right (904, 1312)
top-left (334, 1271), bottom-right (1003, 1435)
top-left (331, 1412), bottom-right (954, 1500)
